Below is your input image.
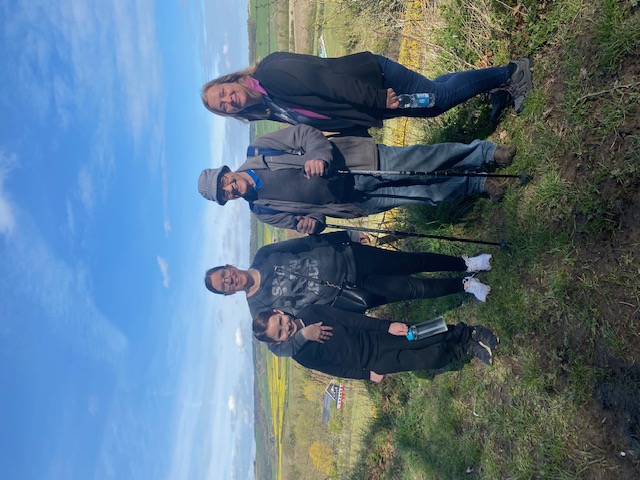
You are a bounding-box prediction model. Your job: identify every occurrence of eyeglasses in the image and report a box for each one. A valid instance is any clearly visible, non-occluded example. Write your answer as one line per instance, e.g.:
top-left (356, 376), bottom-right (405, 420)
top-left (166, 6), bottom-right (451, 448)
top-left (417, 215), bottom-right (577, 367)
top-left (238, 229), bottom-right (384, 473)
top-left (220, 175), bottom-right (239, 200)
top-left (219, 268), bottom-right (234, 293)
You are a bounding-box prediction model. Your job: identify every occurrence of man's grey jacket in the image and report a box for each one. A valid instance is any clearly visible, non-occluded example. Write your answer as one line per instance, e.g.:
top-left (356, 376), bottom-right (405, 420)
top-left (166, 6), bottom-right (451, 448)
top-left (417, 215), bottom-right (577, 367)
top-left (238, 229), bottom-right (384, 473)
top-left (238, 124), bottom-right (379, 231)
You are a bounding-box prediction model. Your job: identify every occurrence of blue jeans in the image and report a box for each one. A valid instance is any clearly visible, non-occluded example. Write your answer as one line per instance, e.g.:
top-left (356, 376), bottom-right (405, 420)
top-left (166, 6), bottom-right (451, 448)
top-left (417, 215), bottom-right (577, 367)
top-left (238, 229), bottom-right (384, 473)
top-left (351, 140), bottom-right (496, 212)
top-left (375, 55), bottom-right (510, 117)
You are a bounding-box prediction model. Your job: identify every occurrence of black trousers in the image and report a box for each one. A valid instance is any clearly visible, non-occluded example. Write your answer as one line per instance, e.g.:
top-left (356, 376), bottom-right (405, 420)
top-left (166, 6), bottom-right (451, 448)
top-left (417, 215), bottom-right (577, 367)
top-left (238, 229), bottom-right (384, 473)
top-left (350, 244), bottom-right (467, 306)
top-left (371, 323), bottom-right (470, 374)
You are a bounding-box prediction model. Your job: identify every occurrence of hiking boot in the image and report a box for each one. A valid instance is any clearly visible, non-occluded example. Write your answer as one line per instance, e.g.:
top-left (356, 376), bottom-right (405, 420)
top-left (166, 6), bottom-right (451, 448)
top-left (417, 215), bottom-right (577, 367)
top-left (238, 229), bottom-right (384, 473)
top-left (463, 276), bottom-right (491, 302)
top-left (493, 145), bottom-right (517, 167)
top-left (471, 325), bottom-right (500, 350)
top-left (465, 340), bottom-right (492, 365)
top-left (505, 58), bottom-right (533, 113)
top-left (463, 253), bottom-right (492, 273)
top-left (483, 177), bottom-right (510, 202)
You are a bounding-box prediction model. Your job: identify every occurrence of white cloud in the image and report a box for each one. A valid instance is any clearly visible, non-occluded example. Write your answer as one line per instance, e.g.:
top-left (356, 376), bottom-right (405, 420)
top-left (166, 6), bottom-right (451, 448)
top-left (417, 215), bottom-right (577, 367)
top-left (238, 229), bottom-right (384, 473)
top-left (207, 117), bottom-right (227, 167)
top-left (222, 33), bottom-right (232, 70)
top-left (112, 1), bottom-right (163, 144)
top-left (227, 394), bottom-right (236, 414)
top-left (164, 289), bottom-right (248, 480)
top-left (229, 443), bottom-right (238, 480)
top-left (0, 151), bottom-right (18, 236)
top-left (234, 326), bottom-right (243, 350)
top-left (7, 0), bottom-right (166, 224)
top-left (1, 218), bottom-right (128, 364)
top-left (158, 147), bottom-right (171, 238)
top-left (157, 256), bottom-right (170, 288)
top-left (52, 74), bottom-right (73, 129)
top-left (69, 117), bottom-right (116, 221)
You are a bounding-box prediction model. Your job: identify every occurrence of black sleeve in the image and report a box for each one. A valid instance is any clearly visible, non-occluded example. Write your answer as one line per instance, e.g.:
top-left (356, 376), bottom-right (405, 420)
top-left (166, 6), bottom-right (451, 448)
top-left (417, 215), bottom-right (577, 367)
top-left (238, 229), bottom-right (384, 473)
top-left (259, 55), bottom-right (387, 110)
top-left (302, 304), bottom-right (391, 333)
top-left (253, 231), bottom-right (351, 263)
top-left (294, 349), bottom-right (371, 380)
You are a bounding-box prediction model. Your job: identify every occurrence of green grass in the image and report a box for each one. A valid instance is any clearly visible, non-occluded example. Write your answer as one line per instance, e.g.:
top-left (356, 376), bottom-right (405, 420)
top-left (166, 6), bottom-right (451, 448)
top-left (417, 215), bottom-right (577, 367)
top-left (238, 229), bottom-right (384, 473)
top-left (597, 0), bottom-right (640, 73)
top-left (248, 0), bottom-right (640, 478)
top-left (249, 0), bottom-right (290, 62)
top-left (320, 0), bottom-right (640, 478)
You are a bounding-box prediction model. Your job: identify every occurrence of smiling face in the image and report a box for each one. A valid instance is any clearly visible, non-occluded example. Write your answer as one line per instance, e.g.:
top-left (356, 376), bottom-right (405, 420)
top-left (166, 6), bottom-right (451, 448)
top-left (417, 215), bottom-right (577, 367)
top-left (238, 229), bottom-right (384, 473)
top-left (218, 172), bottom-right (253, 202)
top-left (204, 82), bottom-right (257, 114)
top-left (264, 312), bottom-right (299, 343)
top-left (207, 265), bottom-right (252, 295)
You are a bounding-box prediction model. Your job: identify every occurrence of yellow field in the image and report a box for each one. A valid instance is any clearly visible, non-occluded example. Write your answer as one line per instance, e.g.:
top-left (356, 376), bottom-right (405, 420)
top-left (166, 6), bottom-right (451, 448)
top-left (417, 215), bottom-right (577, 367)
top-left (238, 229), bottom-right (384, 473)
top-left (266, 352), bottom-right (288, 480)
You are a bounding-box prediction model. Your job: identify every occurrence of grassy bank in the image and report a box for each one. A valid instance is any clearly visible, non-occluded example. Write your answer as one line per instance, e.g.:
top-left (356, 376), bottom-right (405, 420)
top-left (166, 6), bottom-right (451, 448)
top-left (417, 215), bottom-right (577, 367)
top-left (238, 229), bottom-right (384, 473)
top-left (249, 0), bottom-right (640, 477)
top-left (335, 0), bottom-right (640, 478)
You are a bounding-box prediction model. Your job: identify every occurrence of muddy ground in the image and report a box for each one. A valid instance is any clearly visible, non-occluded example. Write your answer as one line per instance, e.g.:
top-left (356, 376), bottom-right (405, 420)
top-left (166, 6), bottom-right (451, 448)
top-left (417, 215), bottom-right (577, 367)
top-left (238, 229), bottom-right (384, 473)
top-left (542, 34), bottom-right (640, 478)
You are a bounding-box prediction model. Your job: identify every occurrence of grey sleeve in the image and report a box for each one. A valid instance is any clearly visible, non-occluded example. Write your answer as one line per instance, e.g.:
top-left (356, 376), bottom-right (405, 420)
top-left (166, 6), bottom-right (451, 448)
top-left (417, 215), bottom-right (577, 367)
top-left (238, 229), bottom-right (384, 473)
top-left (251, 209), bottom-right (326, 233)
top-left (252, 125), bottom-right (334, 167)
top-left (266, 330), bottom-right (308, 357)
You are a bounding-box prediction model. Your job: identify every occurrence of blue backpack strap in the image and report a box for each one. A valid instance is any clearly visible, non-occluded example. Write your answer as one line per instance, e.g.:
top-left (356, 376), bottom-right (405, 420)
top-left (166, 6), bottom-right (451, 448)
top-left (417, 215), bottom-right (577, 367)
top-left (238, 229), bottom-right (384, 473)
top-left (247, 146), bottom-right (304, 157)
top-left (247, 146), bottom-right (286, 157)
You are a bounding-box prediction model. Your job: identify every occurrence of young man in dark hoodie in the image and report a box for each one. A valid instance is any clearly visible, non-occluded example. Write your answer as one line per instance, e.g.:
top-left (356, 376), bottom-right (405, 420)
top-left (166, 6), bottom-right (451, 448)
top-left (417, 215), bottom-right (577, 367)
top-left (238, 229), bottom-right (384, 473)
top-left (253, 304), bottom-right (499, 382)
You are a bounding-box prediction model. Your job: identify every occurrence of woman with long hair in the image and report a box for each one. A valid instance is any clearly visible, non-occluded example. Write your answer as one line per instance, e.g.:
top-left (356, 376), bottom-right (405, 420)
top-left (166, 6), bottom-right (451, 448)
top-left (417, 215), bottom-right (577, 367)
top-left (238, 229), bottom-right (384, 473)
top-left (201, 51), bottom-right (532, 131)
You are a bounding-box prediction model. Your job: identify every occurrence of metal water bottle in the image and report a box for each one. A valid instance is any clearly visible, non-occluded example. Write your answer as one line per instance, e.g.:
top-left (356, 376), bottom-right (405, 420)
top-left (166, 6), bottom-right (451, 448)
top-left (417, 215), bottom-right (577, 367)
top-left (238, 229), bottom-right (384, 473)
top-left (406, 316), bottom-right (448, 341)
top-left (397, 93), bottom-right (435, 108)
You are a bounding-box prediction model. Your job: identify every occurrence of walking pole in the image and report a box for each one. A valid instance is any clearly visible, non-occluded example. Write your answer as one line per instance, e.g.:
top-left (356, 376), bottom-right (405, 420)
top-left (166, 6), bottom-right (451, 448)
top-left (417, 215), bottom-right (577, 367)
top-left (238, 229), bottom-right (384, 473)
top-left (325, 223), bottom-right (507, 248)
top-left (336, 169), bottom-right (530, 184)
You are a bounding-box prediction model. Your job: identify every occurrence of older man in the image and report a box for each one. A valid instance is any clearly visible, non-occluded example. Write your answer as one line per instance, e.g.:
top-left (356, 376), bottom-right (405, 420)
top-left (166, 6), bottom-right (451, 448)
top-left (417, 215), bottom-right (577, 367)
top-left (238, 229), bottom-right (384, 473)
top-left (198, 124), bottom-right (516, 233)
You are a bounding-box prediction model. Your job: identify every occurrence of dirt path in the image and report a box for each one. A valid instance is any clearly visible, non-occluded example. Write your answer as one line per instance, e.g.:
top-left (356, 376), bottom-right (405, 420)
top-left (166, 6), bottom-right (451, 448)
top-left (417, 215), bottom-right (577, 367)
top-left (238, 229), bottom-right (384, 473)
top-left (540, 36), bottom-right (640, 476)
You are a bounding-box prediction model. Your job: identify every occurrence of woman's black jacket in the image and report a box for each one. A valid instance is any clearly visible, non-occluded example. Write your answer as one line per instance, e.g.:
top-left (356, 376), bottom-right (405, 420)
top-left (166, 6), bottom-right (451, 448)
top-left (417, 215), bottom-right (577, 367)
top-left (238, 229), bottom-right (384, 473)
top-left (253, 51), bottom-right (387, 129)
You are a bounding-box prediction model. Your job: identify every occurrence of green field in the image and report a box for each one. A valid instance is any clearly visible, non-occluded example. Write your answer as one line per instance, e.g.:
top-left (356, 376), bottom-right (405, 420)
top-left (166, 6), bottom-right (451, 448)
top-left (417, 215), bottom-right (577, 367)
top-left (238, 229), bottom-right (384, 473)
top-left (252, 0), bottom-right (640, 478)
top-left (249, 0), bottom-right (288, 61)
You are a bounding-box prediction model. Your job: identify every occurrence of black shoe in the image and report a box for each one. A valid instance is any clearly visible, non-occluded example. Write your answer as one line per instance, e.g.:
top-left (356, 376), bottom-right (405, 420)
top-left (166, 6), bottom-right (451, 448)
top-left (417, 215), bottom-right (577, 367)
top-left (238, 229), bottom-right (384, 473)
top-left (465, 340), bottom-right (492, 365)
top-left (471, 325), bottom-right (500, 350)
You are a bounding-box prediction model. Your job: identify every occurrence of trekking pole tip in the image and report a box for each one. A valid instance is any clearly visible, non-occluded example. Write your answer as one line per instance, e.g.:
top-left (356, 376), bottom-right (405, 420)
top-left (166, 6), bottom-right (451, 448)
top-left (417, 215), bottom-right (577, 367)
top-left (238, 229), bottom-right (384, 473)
top-left (499, 239), bottom-right (508, 249)
top-left (519, 172), bottom-right (531, 185)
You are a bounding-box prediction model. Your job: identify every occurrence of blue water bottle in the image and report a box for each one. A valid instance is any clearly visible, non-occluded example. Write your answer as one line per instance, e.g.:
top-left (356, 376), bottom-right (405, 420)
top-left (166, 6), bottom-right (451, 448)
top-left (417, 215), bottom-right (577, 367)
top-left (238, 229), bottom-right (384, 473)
top-left (406, 316), bottom-right (448, 341)
top-left (397, 93), bottom-right (435, 108)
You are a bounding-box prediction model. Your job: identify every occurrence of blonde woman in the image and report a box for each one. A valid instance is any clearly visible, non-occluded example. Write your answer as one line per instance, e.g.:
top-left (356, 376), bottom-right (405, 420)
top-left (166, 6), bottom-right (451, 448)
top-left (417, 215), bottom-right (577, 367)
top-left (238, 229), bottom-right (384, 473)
top-left (201, 51), bottom-right (532, 131)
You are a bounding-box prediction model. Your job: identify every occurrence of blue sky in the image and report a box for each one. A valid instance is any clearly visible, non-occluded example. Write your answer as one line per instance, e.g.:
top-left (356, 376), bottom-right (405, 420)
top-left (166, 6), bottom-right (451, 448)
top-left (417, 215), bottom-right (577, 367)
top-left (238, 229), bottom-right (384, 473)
top-left (0, 0), bottom-right (257, 478)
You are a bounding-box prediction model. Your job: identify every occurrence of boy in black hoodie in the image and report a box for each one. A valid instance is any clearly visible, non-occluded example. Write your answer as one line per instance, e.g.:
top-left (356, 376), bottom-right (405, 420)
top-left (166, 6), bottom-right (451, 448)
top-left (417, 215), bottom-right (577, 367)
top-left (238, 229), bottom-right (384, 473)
top-left (253, 304), bottom-right (498, 382)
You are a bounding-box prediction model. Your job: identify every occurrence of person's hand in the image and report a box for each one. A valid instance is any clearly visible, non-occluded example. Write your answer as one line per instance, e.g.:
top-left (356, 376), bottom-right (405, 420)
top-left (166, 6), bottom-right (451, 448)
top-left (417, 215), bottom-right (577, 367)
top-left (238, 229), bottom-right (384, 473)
top-left (370, 371), bottom-right (385, 383)
top-left (359, 233), bottom-right (372, 245)
top-left (304, 159), bottom-right (327, 178)
top-left (388, 322), bottom-right (408, 336)
top-left (386, 88), bottom-right (399, 109)
top-left (295, 216), bottom-right (320, 234)
top-left (300, 322), bottom-right (333, 343)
